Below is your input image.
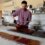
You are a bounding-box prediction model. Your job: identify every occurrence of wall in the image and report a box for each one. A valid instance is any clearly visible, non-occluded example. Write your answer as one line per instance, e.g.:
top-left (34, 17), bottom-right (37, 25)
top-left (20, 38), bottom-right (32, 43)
top-left (0, 0), bottom-right (44, 11)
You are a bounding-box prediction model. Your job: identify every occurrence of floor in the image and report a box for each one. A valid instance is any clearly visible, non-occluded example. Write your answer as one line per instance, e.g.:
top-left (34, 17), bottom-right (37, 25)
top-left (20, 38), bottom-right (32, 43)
top-left (0, 26), bottom-right (25, 45)
top-left (0, 37), bottom-right (25, 45)
top-left (0, 25), bottom-right (44, 45)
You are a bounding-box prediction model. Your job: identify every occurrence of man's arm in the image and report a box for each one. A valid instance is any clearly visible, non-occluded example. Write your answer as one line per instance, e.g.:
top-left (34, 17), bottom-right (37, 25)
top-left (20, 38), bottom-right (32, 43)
top-left (12, 10), bottom-right (19, 17)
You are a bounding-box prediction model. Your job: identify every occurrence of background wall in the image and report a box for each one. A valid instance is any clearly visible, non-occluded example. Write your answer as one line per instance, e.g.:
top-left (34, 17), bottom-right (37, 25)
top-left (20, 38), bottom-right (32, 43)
top-left (0, 0), bottom-right (44, 11)
top-left (14, 0), bottom-right (43, 8)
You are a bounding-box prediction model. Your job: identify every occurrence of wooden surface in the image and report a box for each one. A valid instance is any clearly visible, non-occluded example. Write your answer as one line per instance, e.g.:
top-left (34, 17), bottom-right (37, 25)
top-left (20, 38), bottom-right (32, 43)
top-left (0, 32), bottom-right (40, 45)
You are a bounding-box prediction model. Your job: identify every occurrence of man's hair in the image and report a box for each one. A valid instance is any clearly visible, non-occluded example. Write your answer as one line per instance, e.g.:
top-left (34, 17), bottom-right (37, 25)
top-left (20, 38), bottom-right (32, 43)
top-left (21, 1), bottom-right (27, 4)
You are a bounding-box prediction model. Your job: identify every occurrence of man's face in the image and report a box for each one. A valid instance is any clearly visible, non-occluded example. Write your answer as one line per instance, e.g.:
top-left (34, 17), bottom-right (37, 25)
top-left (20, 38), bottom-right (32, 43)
top-left (21, 4), bottom-right (27, 9)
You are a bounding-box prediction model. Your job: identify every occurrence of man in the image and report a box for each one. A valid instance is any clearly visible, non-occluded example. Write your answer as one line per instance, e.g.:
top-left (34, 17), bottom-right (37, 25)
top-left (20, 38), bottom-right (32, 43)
top-left (13, 1), bottom-right (33, 34)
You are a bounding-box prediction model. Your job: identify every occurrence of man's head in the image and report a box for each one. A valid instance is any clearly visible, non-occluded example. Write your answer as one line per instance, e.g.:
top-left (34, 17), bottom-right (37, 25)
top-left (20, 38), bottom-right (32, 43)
top-left (21, 1), bottom-right (27, 10)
